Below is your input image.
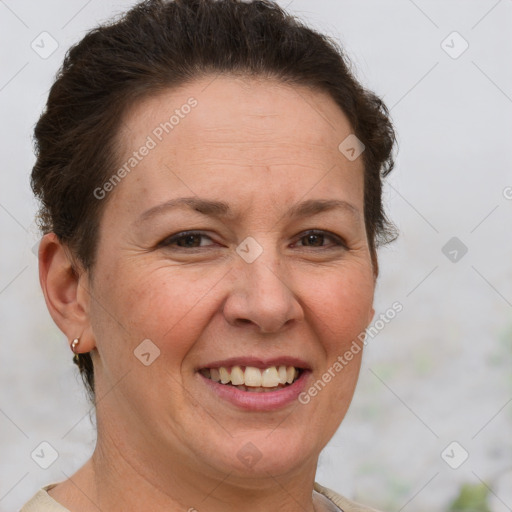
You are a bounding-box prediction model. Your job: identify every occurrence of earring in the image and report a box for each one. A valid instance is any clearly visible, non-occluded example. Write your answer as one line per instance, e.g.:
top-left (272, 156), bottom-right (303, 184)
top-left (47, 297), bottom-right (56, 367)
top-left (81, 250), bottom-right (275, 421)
top-left (71, 338), bottom-right (80, 353)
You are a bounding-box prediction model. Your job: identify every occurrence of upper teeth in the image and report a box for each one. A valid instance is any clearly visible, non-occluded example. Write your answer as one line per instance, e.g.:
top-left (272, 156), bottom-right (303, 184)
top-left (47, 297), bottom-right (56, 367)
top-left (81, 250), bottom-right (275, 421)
top-left (204, 365), bottom-right (299, 387)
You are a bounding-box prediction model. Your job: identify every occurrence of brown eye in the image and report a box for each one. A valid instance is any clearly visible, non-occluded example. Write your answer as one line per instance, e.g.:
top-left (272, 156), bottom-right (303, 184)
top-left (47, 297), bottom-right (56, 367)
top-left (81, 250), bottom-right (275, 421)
top-left (160, 231), bottom-right (215, 249)
top-left (301, 233), bottom-right (325, 247)
top-left (294, 230), bottom-right (346, 249)
top-left (175, 234), bottom-right (203, 248)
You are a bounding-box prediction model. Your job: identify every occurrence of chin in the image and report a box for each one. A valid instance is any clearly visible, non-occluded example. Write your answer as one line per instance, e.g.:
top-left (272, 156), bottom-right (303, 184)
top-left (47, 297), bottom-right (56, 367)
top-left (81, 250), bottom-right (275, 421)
top-left (216, 429), bottom-right (320, 480)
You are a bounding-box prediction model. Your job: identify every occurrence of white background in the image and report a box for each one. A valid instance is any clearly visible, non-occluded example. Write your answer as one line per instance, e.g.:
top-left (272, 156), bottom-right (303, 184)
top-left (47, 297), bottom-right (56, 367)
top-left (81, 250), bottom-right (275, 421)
top-left (0, 1), bottom-right (511, 511)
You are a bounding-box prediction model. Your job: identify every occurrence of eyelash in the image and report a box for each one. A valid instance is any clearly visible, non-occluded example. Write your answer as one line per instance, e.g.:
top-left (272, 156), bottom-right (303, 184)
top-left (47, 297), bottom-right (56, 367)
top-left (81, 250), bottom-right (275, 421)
top-left (159, 230), bottom-right (347, 251)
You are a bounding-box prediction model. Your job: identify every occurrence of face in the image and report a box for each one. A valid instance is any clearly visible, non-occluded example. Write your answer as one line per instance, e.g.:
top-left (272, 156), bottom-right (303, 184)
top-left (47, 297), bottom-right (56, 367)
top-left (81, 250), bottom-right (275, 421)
top-left (83, 76), bottom-right (375, 482)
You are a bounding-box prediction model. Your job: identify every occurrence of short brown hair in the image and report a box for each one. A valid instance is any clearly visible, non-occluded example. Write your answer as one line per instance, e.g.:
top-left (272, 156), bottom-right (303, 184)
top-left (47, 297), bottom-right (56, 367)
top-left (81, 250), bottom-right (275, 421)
top-left (31, 0), bottom-right (397, 403)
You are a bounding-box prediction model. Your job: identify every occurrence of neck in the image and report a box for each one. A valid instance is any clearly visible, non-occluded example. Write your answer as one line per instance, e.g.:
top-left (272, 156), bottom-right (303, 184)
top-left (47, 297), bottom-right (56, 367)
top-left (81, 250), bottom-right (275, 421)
top-left (57, 429), bottom-right (323, 512)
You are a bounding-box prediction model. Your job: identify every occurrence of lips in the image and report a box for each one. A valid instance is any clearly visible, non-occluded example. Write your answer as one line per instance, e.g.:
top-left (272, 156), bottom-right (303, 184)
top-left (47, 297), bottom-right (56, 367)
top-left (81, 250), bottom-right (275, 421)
top-left (196, 357), bottom-right (310, 408)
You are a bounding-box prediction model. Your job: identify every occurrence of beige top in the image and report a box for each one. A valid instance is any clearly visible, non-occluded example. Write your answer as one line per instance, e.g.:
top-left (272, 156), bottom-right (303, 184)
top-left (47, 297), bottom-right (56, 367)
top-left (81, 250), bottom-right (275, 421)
top-left (20, 482), bottom-right (381, 512)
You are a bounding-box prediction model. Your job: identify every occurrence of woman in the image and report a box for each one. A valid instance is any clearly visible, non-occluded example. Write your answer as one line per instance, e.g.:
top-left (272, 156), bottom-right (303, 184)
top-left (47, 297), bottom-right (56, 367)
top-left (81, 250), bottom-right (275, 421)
top-left (22, 0), bottom-right (396, 510)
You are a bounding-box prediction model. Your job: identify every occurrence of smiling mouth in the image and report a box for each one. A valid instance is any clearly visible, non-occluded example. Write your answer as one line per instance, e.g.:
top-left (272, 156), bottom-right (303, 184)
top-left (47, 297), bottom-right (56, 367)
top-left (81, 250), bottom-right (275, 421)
top-left (199, 365), bottom-right (303, 393)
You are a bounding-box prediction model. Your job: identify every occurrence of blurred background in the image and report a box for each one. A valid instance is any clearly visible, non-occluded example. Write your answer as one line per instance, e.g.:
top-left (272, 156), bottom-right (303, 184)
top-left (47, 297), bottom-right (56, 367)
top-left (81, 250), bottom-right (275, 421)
top-left (0, 0), bottom-right (511, 511)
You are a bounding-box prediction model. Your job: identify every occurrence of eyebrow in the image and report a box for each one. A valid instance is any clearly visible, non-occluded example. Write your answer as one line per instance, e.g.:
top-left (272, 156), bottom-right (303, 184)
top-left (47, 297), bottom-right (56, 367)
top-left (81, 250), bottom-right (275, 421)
top-left (135, 196), bottom-right (360, 226)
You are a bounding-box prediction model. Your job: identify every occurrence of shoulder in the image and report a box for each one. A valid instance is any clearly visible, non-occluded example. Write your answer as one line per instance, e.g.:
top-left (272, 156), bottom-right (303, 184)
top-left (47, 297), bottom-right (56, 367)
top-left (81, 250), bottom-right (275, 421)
top-left (19, 484), bottom-right (70, 512)
top-left (314, 482), bottom-right (384, 512)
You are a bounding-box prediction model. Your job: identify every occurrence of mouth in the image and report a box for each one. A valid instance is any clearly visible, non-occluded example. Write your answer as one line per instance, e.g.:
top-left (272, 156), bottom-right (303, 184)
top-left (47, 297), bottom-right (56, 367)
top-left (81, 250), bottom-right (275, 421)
top-left (199, 365), bottom-right (303, 393)
top-left (196, 358), bottom-right (311, 411)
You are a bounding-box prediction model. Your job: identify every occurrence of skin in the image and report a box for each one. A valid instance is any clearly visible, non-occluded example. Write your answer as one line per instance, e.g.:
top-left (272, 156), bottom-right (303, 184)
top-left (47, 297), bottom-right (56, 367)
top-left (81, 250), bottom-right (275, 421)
top-left (39, 75), bottom-right (376, 512)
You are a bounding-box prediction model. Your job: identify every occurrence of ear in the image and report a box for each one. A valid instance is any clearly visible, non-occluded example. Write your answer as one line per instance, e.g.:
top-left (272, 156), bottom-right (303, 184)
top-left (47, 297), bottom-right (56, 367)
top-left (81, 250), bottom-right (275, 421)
top-left (38, 233), bottom-right (96, 354)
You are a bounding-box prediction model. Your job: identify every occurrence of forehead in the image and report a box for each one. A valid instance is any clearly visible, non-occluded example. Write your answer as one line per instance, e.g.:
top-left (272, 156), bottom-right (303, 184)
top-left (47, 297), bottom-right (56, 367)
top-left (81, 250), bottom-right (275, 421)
top-left (120, 75), bottom-right (357, 164)
top-left (109, 75), bottom-right (364, 219)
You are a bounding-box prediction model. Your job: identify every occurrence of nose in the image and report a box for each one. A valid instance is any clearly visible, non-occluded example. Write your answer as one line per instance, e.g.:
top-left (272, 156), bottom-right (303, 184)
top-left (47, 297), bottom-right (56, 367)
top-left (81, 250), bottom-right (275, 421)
top-left (222, 246), bottom-right (304, 334)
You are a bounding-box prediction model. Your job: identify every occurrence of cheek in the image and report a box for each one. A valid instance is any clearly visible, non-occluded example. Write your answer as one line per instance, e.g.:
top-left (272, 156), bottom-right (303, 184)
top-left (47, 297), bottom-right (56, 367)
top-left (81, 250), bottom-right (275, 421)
top-left (301, 264), bottom-right (374, 349)
top-left (93, 261), bottom-right (226, 366)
